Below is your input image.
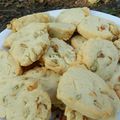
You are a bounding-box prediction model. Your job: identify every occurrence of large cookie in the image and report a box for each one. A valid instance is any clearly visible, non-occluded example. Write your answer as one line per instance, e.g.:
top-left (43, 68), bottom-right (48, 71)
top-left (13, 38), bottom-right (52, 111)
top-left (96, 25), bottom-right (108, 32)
top-left (48, 23), bottom-right (76, 41)
top-left (77, 16), bottom-right (119, 40)
top-left (0, 50), bottom-right (22, 77)
top-left (7, 13), bottom-right (50, 32)
top-left (57, 66), bottom-right (120, 119)
top-left (0, 78), bottom-right (51, 120)
top-left (71, 35), bottom-right (87, 52)
top-left (42, 38), bottom-right (76, 74)
top-left (22, 67), bottom-right (63, 108)
top-left (77, 38), bottom-right (119, 80)
top-left (56, 7), bottom-right (90, 26)
top-left (4, 22), bottom-right (48, 48)
top-left (8, 23), bottom-right (50, 66)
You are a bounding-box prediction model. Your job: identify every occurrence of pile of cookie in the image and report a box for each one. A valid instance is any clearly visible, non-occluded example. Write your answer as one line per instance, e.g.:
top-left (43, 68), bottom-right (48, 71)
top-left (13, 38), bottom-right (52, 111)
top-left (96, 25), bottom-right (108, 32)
top-left (0, 7), bottom-right (120, 120)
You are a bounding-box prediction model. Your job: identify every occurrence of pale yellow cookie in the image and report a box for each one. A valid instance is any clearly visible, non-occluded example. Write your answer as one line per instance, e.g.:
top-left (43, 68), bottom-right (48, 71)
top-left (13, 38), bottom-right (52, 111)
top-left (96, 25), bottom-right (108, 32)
top-left (77, 16), bottom-right (119, 40)
top-left (56, 7), bottom-right (90, 26)
top-left (42, 38), bottom-right (76, 74)
top-left (0, 78), bottom-right (51, 120)
top-left (48, 23), bottom-right (76, 41)
top-left (0, 50), bottom-right (22, 77)
top-left (77, 38), bottom-right (119, 80)
top-left (8, 23), bottom-right (50, 66)
top-left (4, 22), bottom-right (48, 48)
top-left (7, 13), bottom-right (50, 32)
top-left (71, 35), bottom-right (87, 52)
top-left (57, 66), bottom-right (120, 119)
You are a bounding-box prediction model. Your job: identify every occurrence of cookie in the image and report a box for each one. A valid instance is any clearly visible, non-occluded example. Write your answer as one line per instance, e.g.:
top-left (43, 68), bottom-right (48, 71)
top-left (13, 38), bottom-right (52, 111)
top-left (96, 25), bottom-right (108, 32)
top-left (0, 78), bottom-right (51, 120)
top-left (42, 38), bottom-right (76, 74)
top-left (56, 7), bottom-right (90, 26)
top-left (77, 38), bottom-right (119, 80)
top-left (47, 23), bottom-right (76, 41)
top-left (109, 65), bottom-right (120, 99)
top-left (57, 66), bottom-right (120, 119)
top-left (9, 23), bottom-right (50, 66)
top-left (22, 67), bottom-right (63, 107)
top-left (77, 16), bottom-right (119, 40)
top-left (114, 39), bottom-right (120, 61)
top-left (4, 22), bottom-right (48, 48)
top-left (7, 12), bottom-right (50, 32)
top-left (0, 50), bottom-right (22, 77)
top-left (71, 35), bottom-right (87, 52)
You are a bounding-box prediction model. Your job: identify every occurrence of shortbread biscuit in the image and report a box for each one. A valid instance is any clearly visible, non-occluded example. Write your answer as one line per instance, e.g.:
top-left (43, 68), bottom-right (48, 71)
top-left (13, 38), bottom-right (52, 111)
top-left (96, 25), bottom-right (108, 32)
top-left (0, 79), bottom-right (51, 120)
top-left (77, 38), bottom-right (119, 80)
top-left (77, 16), bottom-right (119, 40)
top-left (9, 23), bottom-right (50, 66)
top-left (71, 35), bottom-right (87, 52)
top-left (42, 38), bottom-right (76, 74)
top-left (0, 50), bottom-right (22, 77)
top-left (56, 7), bottom-right (90, 26)
top-left (22, 67), bottom-right (62, 107)
top-left (4, 22), bottom-right (48, 48)
top-left (57, 66), bottom-right (119, 119)
top-left (48, 23), bottom-right (76, 41)
top-left (7, 13), bottom-right (50, 32)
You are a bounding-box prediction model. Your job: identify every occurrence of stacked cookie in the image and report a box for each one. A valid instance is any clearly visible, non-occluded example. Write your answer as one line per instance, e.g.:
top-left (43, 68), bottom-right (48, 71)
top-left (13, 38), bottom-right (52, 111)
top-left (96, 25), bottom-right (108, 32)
top-left (0, 7), bottom-right (120, 120)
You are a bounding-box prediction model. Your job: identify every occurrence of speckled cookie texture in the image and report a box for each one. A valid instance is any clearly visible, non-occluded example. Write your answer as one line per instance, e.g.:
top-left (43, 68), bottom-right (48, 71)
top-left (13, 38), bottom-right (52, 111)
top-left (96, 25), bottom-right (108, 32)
top-left (42, 38), bottom-right (76, 74)
top-left (57, 66), bottom-right (120, 119)
top-left (77, 38), bottom-right (119, 80)
top-left (0, 79), bottom-right (51, 120)
top-left (71, 35), bottom-right (87, 52)
top-left (8, 23), bottom-right (50, 66)
top-left (0, 50), bottom-right (22, 77)
top-left (77, 16), bottom-right (119, 40)
top-left (7, 12), bottom-right (50, 32)
top-left (56, 7), bottom-right (90, 26)
top-left (47, 23), bottom-right (76, 41)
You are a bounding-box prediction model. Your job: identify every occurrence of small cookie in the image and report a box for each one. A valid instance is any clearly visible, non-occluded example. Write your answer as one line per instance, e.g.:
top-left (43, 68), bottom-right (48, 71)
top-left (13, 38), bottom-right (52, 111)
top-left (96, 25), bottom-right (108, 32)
top-left (0, 79), bottom-right (51, 120)
top-left (4, 22), bottom-right (48, 48)
top-left (48, 23), bottom-right (76, 41)
top-left (9, 23), bottom-right (50, 66)
top-left (42, 38), bottom-right (76, 74)
top-left (22, 67), bottom-right (62, 107)
top-left (109, 65), bottom-right (120, 99)
top-left (7, 13), bottom-right (50, 32)
top-left (71, 35), bottom-right (87, 52)
top-left (57, 66), bottom-right (119, 119)
top-left (77, 38), bottom-right (119, 80)
top-left (77, 16), bottom-right (119, 40)
top-left (56, 7), bottom-right (90, 26)
top-left (0, 50), bottom-right (22, 77)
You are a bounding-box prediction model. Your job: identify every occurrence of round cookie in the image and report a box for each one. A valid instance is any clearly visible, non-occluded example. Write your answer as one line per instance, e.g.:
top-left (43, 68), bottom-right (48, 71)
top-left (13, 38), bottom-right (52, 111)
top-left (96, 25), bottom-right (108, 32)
top-left (71, 35), bottom-right (87, 52)
top-left (0, 50), bottom-right (22, 77)
top-left (7, 13), bottom-right (50, 32)
top-left (77, 15), bottom-right (119, 40)
top-left (4, 22), bottom-right (48, 48)
top-left (0, 78), bottom-right (51, 120)
top-left (22, 67), bottom-right (63, 108)
top-left (77, 38), bottom-right (119, 80)
top-left (9, 23), bottom-right (50, 66)
top-left (42, 38), bottom-right (76, 74)
top-left (56, 7), bottom-right (90, 26)
top-left (57, 66), bottom-right (119, 119)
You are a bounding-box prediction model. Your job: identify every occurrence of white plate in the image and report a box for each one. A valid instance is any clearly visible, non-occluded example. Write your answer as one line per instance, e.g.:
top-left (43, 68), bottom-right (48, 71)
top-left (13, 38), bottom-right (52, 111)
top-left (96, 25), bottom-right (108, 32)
top-left (0, 9), bottom-right (120, 120)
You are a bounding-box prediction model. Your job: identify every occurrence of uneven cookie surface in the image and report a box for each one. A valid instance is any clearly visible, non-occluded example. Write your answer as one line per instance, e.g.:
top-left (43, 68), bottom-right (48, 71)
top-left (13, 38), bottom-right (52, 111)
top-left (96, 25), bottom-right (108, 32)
top-left (77, 15), bottom-right (119, 40)
top-left (56, 7), bottom-right (90, 26)
top-left (0, 79), bottom-right (51, 120)
top-left (8, 23), bottom-right (50, 66)
top-left (42, 38), bottom-right (76, 74)
top-left (57, 66), bottom-right (120, 119)
top-left (7, 12), bottom-right (50, 32)
top-left (77, 38), bottom-right (119, 80)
